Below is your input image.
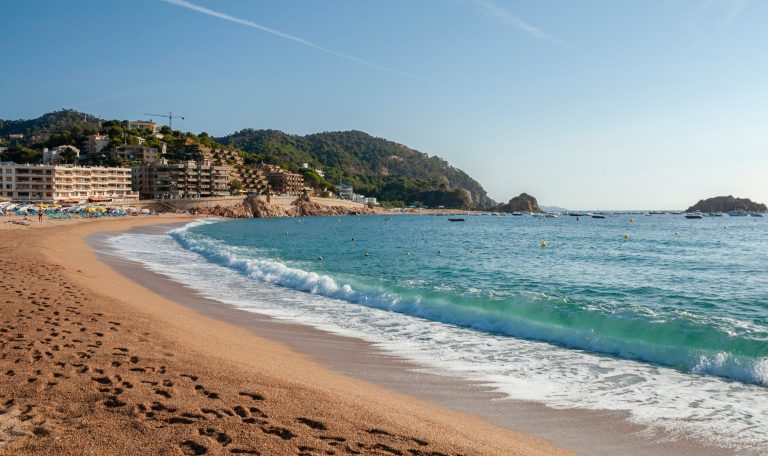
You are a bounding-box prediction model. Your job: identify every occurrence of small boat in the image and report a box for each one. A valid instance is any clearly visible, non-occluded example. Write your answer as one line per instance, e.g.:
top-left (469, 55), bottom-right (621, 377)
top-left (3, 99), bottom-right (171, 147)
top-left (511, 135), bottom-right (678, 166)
top-left (448, 218), bottom-right (465, 222)
top-left (568, 212), bottom-right (586, 217)
top-left (511, 212), bottom-right (523, 216)
top-left (751, 212), bottom-right (764, 218)
top-left (591, 214), bottom-right (607, 219)
top-left (684, 213), bottom-right (704, 219)
top-left (728, 210), bottom-right (748, 217)
top-left (545, 212), bottom-right (558, 218)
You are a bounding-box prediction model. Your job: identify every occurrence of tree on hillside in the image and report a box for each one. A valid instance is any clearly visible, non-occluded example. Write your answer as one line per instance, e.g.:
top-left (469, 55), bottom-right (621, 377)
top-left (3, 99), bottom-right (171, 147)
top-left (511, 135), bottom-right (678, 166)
top-left (0, 146), bottom-right (42, 164)
top-left (59, 147), bottom-right (78, 164)
top-left (229, 179), bottom-right (244, 195)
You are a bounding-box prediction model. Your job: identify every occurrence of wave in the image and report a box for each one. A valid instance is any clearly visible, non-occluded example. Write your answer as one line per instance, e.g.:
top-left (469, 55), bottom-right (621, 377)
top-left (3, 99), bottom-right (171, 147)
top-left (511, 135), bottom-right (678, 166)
top-left (171, 222), bottom-right (768, 387)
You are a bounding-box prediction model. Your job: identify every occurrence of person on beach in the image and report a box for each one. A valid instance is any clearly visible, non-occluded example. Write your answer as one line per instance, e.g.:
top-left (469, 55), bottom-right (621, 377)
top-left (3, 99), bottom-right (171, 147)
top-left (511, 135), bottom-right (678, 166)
top-left (38, 208), bottom-right (43, 222)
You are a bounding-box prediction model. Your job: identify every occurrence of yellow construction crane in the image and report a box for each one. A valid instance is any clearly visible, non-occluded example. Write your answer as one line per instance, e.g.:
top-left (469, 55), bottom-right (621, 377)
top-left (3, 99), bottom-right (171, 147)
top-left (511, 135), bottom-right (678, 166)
top-left (143, 112), bottom-right (185, 130)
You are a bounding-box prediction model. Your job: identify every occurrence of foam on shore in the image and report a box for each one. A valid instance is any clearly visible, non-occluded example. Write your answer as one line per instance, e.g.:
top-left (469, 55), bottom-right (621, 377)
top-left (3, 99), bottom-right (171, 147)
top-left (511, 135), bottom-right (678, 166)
top-left (103, 219), bottom-right (768, 454)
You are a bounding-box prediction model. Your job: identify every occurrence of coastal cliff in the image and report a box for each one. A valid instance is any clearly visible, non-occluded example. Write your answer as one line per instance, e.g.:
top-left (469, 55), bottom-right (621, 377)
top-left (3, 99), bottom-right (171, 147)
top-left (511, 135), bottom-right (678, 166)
top-left (189, 196), bottom-right (374, 218)
top-left (686, 195), bottom-right (767, 213)
top-left (494, 193), bottom-right (542, 213)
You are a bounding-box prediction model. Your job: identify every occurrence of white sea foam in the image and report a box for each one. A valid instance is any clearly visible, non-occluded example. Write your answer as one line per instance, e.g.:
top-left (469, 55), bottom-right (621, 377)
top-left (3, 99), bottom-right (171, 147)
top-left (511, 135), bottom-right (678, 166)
top-left (104, 223), bottom-right (768, 453)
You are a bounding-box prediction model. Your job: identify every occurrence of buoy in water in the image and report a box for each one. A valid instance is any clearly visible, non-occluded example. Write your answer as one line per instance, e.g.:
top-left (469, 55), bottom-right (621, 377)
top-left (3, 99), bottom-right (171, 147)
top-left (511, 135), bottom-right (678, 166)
top-left (364, 252), bottom-right (369, 257)
top-left (674, 231), bottom-right (680, 236)
top-left (317, 256), bottom-right (323, 261)
top-left (624, 233), bottom-right (630, 239)
top-left (724, 225), bottom-right (728, 229)
top-left (629, 218), bottom-right (635, 223)
top-left (540, 241), bottom-right (547, 247)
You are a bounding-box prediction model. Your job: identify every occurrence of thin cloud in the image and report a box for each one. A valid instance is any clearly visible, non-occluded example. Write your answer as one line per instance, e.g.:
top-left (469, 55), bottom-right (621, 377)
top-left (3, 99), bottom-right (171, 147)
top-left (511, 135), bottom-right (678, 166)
top-left (463, 0), bottom-right (562, 46)
top-left (160, 0), bottom-right (431, 83)
top-left (722, 0), bottom-right (748, 29)
top-left (686, 0), bottom-right (749, 41)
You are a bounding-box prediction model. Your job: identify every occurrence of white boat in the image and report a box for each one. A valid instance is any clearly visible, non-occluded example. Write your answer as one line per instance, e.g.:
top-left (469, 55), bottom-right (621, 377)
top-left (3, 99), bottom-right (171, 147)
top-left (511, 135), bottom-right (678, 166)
top-left (545, 212), bottom-right (558, 218)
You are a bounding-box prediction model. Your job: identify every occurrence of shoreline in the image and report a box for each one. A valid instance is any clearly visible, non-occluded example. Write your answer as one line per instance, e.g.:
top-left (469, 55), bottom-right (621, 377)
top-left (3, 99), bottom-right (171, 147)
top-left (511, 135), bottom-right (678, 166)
top-left (0, 215), bottom-right (570, 455)
top-left (92, 220), bottom-right (731, 456)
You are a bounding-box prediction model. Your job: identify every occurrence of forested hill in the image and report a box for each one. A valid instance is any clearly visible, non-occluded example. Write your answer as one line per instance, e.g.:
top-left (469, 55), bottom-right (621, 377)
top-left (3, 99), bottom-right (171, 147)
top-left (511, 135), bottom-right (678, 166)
top-left (0, 110), bottom-right (495, 209)
top-left (0, 110), bottom-right (101, 141)
top-left (217, 129), bottom-right (495, 209)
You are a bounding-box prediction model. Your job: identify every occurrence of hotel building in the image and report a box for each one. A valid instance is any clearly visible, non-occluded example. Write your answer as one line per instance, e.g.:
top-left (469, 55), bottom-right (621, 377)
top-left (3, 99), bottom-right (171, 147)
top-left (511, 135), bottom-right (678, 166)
top-left (0, 162), bottom-right (137, 203)
top-left (132, 159), bottom-right (231, 200)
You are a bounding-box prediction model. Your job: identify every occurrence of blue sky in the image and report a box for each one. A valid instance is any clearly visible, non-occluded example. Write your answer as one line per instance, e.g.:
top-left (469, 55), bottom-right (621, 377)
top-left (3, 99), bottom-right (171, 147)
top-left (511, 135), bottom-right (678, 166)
top-left (1, 0), bottom-right (766, 209)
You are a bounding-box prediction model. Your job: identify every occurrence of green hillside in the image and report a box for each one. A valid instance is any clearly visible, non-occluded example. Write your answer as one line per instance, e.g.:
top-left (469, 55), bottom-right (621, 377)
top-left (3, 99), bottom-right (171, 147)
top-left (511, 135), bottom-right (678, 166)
top-left (218, 129), bottom-right (494, 209)
top-left (0, 109), bottom-right (101, 143)
top-left (0, 110), bottom-right (495, 209)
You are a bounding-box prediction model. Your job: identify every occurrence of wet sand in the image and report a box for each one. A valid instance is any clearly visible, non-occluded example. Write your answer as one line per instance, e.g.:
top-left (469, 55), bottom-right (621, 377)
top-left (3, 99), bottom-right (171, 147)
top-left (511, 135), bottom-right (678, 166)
top-left (0, 215), bottom-right (571, 455)
top-left (90, 222), bottom-right (734, 456)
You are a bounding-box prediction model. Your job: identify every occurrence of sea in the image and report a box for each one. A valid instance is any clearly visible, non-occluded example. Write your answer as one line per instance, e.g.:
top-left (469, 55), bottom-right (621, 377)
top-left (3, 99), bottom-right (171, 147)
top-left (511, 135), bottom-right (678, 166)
top-left (108, 213), bottom-right (768, 452)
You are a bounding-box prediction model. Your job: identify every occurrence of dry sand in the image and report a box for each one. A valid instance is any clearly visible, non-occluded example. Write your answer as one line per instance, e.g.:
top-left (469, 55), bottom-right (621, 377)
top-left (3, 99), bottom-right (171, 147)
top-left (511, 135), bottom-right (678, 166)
top-left (0, 215), bottom-right (575, 455)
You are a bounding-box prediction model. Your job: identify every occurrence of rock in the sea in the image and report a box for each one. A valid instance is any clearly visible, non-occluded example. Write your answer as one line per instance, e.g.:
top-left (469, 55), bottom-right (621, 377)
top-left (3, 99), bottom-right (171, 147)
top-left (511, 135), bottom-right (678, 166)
top-left (494, 193), bottom-right (542, 213)
top-left (686, 196), bottom-right (767, 213)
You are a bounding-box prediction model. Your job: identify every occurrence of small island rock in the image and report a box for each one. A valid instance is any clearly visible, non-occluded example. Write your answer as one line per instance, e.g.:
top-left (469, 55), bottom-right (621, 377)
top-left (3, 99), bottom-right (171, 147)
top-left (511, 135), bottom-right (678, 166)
top-left (686, 196), bottom-right (767, 213)
top-left (494, 193), bottom-right (542, 213)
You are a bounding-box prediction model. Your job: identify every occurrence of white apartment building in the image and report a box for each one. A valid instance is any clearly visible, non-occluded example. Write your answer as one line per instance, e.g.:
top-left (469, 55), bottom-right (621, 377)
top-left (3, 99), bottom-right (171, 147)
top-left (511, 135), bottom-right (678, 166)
top-left (43, 145), bottom-right (80, 164)
top-left (84, 134), bottom-right (110, 156)
top-left (0, 163), bottom-right (137, 203)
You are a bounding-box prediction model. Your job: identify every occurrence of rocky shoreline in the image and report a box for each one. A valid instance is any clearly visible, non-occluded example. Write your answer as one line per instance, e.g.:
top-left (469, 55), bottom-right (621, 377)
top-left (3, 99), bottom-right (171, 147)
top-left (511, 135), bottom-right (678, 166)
top-left (188, 196), bottom-right (375, 219)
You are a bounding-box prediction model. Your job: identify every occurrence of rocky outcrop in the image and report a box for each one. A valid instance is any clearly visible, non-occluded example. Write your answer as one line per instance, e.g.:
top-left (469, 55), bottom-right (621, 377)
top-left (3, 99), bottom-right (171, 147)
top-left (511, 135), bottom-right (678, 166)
top-left (244, 197), bottom-right (283, 218)
top-left (188, 196), bottom-right (374, 219)
top-left (686, 196), bottom-right (767, 213)
top-left (494, 193), bottom-right (541, 213)
top-left (286, 200), bottom-right (373, 217)
top-left (189, 203), bottom-right (253, 218)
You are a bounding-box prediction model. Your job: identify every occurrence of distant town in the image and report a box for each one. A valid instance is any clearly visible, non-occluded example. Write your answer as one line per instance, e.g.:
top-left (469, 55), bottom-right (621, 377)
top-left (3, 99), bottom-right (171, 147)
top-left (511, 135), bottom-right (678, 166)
top-left (0, 119), bottom-right (377, 206)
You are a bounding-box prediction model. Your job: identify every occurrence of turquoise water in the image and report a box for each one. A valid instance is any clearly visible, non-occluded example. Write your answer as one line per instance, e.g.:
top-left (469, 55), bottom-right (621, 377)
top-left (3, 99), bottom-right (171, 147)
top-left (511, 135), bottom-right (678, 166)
top-left (184, 214), bottom-right (768, 385)
top-left (109, 213), bottom-right (768, 451)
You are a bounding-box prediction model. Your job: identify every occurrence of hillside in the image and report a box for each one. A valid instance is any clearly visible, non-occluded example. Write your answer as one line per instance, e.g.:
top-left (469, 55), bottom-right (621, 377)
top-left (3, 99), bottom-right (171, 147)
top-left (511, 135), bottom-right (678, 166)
top-left (686, 195), bottom-right (767, 213)
top-left (0, 109), bottom-right (101, 144)
top-left (0, 110), bottom-right (495, 209)
top-left (217, 129), bottom-right (494, 209)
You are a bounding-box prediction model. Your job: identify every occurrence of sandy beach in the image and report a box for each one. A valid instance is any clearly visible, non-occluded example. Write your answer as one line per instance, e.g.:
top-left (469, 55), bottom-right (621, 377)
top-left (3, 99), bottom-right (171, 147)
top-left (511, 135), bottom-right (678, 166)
top-left (0, 215), bottom-right (574, 455)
